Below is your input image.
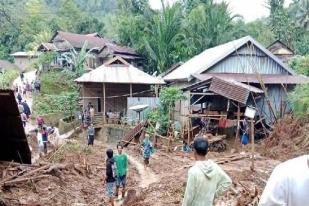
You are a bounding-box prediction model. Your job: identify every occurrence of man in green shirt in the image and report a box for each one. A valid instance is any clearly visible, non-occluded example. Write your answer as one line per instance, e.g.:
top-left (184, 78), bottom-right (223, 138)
top-left (114, 144), bottom-right (128, 199)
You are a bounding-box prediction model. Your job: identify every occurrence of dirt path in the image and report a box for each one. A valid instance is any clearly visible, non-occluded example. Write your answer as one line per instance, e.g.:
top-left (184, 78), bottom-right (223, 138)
top-left (127, 154), bottom-right (158, 188)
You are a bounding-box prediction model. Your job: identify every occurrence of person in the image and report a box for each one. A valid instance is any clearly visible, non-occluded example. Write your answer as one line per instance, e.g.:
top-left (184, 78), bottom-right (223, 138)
top-left (259, 155), bottom-right (309, 206)
top-left (37, 116), bottom-right (44, 129)
top-left (142, 134), bottom-right (153, 169)
top-left (89, 105), bottom-right (95, 123)
top-left (183, 141), bottom-right (192, 153)
top-left (35, 129), bottom-right (43, 156)
top-left (182, 137), bottom-right (232, 206)
top-left (18, 102), bottom-right (24, 114)
top-left (22, 100), bottom-right (31, 119)
top-left (114, 144), bottom-right (128, 200)
top-left (87, 124), bottom-right (95, 145)
top-left (20, 72), bottom-right (24, 83)
top-left (21, 112), bottom-right (27, 128)
top-left (87, 102), bottom-right (92, 112)
top-left (241, 117), bottom-right (249, 150)
top-left (17, 92), bottom-right (22, 103)
top-left (41, 126), bottom-right (48, 154)
top-left (106, 149), bottom-right (116, 206)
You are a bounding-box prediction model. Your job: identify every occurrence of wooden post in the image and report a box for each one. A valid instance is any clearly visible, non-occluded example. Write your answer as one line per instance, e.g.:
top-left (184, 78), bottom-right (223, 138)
top-left (250, 119), bottom-right (255, 171)
top-left (103, 83), bottom-right (106, 124)
top-left (82, 84), bottom-right (86, 110)
top-left (130, 84), bottom-right (133, 97)
top-left (235, 103), bottom-right (240, 144)
top-left (155, 85), bottom-right (158, 98)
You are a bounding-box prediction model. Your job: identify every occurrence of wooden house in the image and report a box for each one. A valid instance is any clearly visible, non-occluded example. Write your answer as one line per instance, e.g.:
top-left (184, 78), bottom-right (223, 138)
top-left (163, 36), bottom-right (309, 126)
top-left (0, 60), bottom-right (20, 72)
top-left (75, 57), bottom-right (165, 125)
top-left (267, 40), bottom-right (294, 63)
top-left (10, 52), bottom-right (39, 71)
top-left (38, 31), bottom-right (143, 70)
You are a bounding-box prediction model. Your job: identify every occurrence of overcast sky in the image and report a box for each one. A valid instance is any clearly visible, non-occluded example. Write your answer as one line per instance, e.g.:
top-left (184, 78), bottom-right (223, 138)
top-left (149, 0), bottom-right (293, 22)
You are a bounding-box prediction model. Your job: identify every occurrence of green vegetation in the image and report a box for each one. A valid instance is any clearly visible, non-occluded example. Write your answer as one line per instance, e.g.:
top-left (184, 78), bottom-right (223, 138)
top-left (0, 69), bottom-right (19, 89)
top-left (32, 70), bottom-right (79, 115)
top-left (289, 84), bottom-right (309, 118)
top-left (289, 55), bottom-right (309, 76)
top-left (0, 0), bottom-right (308, 71)
top-left (147, 87), bottom-right (185, 135)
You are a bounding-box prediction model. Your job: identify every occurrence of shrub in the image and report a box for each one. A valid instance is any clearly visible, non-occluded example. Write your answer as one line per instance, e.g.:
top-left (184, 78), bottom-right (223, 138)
top-left (289, 84), bottom-right (309, 118)
top-left (0, 69), bottom-right (19, 89)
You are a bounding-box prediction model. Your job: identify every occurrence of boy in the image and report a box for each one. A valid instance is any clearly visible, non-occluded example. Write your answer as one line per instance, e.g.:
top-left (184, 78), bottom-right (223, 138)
top-left (114, 144), bottom-right (128, 200)
top-left (106, 149), bottom-right (116, 206)
top-left (143, 134), bottom-right (153, 169)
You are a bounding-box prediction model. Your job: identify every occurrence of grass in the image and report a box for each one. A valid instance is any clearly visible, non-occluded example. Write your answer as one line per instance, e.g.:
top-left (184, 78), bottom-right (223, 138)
top-left (49, 141), bottom-right (93, 163)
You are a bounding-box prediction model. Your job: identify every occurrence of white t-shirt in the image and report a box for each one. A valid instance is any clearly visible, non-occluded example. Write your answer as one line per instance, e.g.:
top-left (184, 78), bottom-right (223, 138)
top-left (36, 133), bottom-right (43, 147)
top-left (259, 155), bottom-right (309, 206)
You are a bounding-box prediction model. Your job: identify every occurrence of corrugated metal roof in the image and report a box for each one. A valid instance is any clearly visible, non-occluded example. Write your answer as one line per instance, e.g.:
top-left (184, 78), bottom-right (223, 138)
top-left (75, 64), bottom-right (165, 85)
top-left (163, 36), bottom-right (295, 81)
top-left (39, 42), bottom-right (58, 51)
top-left (193, 73), bottom-right (309, 84)
top-left (10, 51), bottom-right (39, 57)
top-left (209, 77), bottom-right (263, 104)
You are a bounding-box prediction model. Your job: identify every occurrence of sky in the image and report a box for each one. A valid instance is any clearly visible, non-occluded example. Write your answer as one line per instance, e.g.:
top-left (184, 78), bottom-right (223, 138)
top-left (149, 0), bottom-right (293, 22)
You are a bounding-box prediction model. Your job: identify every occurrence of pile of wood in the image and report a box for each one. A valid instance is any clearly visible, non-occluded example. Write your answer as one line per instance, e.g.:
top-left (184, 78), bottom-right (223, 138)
top-left (0, 161), bottom-right (65, 188)
top-left (0, 160), bottom-right (93, 189)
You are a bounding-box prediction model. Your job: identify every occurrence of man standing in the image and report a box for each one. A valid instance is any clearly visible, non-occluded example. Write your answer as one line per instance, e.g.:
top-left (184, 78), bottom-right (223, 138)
top-left (87, 124), bottom-right (95, 145)
top-left (114, 144), bottom-right (128, 200)
top-left (259, 155), bottom-right (309, 206)
top-left (22, 100), bottom-right (31, 119)
top-left (182, 137), bottom-right (232, 206)
top-left (106, 149), bottom-right (116, 206)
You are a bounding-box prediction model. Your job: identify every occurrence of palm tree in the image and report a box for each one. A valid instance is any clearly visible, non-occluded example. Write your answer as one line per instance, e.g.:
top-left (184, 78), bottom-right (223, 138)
top-left (144, 3), bottom-right (183, 73)
top-left (295, 0), bottom-right (309, 30)
top-left (183, 2), bottom-right (240, 56)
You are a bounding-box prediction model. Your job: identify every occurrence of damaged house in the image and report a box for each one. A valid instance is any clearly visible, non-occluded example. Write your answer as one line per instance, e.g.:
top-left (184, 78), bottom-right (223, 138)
top-left (163, 36), bottom-right (309, 138)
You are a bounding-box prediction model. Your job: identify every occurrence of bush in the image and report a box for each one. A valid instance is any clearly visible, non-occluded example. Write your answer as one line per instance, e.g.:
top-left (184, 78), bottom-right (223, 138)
top-left (146, 87), bottom-right (185, 135)
top-left (289, 55), bottom-right (309, 76)
top-left (32, 91), bottom-right (79, 116)
top-left (39, 70), bottom-right (77, 94)
top-left (0, 69), bottom-right (19, 89)
top-left (289, 84), bottom-right (309, 118)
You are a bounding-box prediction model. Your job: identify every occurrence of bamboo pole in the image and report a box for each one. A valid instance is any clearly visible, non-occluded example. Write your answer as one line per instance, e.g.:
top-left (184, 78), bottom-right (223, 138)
top-left (235, 103), bottom-right (240, 144)
top-left (250, 119), bottom-right (255, 171)
top-left (103, 83), bottom-right (106, 124)
top-left (130, 84), bottom-right (133, 97)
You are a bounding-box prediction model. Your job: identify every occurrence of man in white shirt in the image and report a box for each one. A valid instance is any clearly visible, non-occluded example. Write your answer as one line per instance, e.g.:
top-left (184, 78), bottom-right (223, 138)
top-left (259, 155), bottom-right (309, 206)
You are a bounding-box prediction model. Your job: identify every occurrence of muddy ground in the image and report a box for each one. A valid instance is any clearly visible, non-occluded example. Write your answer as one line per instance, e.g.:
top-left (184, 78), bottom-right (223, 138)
top-left (2, 116), bottom-right (309, 206)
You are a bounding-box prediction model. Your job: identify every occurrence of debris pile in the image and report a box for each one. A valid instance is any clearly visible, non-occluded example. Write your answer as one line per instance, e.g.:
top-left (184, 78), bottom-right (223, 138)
top-left (263, 116), bottom-right (309, 161)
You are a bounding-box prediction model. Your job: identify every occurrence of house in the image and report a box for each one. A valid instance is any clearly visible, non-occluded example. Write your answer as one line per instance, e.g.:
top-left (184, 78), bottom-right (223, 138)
top-left (75, 57), bottom-right (165, 125)
top-left (267, 40), bottom-right (294, 63)
top-left (0, 60), bottom-right (20, 72)
top-left (10, 52), bottom-right (39, 71)
top-left (163, 36), bottom-right (309, 127)
top-left (0, 90), bottom-right (31, 164)
top-left (38, 31), bottom-right (143, 70)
